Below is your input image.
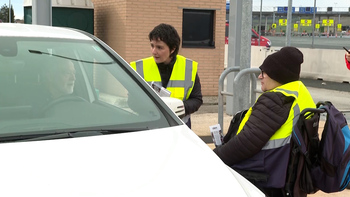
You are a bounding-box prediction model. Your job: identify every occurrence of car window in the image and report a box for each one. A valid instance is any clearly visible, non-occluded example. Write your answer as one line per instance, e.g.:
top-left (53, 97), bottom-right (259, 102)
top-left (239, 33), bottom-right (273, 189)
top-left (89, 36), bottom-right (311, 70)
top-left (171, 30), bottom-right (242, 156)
top-left (251, 30), bottom-right (258, 38)
top-left (0, 37), bottom-right (176, 139)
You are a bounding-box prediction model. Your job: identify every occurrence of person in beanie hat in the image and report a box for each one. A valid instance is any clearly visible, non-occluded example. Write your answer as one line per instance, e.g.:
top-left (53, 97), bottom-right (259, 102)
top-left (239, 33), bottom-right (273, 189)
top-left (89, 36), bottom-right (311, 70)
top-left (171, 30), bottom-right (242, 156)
top-left (214, 46), bottom-right (315, 197)
top-left (258, 46), bottom-right (304, 91)
top-left (259, 46), bottom-right (303, 86)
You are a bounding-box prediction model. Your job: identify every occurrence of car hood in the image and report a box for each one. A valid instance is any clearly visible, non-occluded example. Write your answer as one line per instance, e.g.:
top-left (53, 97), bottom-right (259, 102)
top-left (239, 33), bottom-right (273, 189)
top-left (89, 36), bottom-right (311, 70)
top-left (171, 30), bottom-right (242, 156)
top-left (0, 125), bottom-right (263, 197)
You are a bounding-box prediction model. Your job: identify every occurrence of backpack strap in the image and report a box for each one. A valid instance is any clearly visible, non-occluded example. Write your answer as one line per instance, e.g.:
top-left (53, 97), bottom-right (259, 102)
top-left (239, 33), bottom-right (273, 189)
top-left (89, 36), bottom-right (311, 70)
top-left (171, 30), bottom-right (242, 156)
top-left (285, 105), bottom-right (324, 196)
top-left (293, 107), bottom-right (324, 157)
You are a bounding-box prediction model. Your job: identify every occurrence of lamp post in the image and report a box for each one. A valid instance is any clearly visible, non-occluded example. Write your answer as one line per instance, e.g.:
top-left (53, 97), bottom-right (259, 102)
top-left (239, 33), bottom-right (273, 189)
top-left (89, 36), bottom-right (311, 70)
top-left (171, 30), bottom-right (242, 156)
top-left (285, 0), bottom-right (292, 46)
top-left (9, 0), bottom-right (11, 23)
top-left (259, 0), bottom-right (262, 46)
top-left (312, 0), bottom-right (316, 47)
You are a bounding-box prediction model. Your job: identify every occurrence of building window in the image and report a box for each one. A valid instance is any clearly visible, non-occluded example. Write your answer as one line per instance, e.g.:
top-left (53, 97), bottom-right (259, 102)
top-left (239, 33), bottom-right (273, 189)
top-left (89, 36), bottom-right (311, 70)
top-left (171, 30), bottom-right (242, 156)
top-left (182, 9), bottom-right (215, 48)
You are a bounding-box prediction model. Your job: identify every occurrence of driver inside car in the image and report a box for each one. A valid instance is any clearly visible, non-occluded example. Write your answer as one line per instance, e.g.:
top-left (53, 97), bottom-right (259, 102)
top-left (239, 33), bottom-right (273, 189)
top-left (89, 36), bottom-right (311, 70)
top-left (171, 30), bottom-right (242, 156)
top-left (42, 58), bottom-right (76, 99)
top-left (29, 57), bottom-right (77, 116)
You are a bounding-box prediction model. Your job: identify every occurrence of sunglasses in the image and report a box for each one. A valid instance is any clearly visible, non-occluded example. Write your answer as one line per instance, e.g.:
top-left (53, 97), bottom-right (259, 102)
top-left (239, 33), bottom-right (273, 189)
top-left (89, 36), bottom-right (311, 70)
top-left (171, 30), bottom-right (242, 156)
top-left (260, 70), bottom-right (265, 78)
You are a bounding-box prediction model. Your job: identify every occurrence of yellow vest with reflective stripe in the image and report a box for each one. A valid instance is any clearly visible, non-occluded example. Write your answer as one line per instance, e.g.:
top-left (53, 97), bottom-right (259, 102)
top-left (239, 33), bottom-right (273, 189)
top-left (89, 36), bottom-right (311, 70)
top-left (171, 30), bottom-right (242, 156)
top-left (237, 81), bottom-right (315, 149)
top-left (130, 55), bottom-right (198, 101)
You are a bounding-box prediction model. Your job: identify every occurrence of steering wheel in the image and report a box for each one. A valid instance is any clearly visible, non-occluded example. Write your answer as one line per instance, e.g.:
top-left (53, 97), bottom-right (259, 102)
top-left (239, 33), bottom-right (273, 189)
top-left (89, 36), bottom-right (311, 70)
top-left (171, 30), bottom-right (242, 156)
top-left (39, 95), bottom-right (88, 115)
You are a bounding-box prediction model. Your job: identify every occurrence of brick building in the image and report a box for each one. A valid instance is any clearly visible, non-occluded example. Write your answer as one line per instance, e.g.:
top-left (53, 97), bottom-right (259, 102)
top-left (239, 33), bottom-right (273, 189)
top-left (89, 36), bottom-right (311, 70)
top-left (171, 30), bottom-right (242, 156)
top-left (91, 0), bottom-right (226, 96)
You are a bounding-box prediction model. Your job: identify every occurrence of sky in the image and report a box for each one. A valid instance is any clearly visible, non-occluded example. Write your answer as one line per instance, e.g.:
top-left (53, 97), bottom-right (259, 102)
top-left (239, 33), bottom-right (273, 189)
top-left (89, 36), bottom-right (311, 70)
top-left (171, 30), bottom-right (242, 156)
top-left (252, 0), bottom-right (350, 8)
top-left (3, 0), bottom-right (350, 20)
top-left (2, 0), bottom-right (26, 19)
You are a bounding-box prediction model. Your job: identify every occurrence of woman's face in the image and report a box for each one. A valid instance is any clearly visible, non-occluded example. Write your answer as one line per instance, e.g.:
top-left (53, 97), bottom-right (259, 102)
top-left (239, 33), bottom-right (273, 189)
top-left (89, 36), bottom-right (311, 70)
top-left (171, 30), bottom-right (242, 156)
top-left (258, 70), bottom-right (282, 92)
top-left (150, 38), bottom-right (175, 64)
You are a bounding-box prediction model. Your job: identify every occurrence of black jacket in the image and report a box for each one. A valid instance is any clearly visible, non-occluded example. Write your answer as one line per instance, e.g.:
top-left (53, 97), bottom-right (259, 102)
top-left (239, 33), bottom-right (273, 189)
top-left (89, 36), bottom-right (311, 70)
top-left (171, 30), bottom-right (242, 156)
top-left (213, 92), bottom-right (294, 165)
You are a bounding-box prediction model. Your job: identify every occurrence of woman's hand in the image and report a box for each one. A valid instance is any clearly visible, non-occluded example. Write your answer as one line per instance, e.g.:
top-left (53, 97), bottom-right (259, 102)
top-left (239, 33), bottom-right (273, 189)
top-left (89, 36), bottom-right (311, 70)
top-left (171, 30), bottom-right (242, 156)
top-left (346, 52), bottom-right (350, 62)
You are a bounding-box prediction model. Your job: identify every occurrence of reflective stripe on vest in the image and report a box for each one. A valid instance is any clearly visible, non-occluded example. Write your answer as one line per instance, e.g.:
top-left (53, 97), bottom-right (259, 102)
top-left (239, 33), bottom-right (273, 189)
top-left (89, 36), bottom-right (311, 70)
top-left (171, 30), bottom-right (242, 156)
top-left (130, 55), bottom-right (197, 101)
top-left (262, 104), bottom-right (299, 150)
top-left (236, 81), bottom-right (315, 150)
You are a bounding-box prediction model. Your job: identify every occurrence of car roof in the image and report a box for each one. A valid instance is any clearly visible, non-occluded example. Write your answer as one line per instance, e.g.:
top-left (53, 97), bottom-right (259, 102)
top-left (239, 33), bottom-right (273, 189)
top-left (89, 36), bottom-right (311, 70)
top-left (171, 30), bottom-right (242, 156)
top-left (23, 0), bottom-right (94, 9)
top-left (0, 23), bottom-right (92, 40)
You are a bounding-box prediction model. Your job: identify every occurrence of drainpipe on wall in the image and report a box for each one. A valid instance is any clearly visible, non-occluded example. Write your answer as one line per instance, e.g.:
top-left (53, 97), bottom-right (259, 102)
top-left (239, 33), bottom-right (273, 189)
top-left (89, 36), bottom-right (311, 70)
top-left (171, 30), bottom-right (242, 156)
top-left (32, 0), bottom-right (52, 26)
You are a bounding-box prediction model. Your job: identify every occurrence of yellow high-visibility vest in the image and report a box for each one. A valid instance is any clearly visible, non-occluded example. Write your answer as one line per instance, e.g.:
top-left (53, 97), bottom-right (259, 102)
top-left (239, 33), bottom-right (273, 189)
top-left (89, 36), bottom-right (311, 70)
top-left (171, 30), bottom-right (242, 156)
top-left (130, 55), bottom-right (198, 101)
top-left (237, 81), bottom-right (315, 150)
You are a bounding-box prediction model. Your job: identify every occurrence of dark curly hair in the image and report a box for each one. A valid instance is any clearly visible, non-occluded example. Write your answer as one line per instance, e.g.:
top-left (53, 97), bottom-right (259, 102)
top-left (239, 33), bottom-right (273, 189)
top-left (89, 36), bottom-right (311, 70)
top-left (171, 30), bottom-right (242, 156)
top-left (148, 23), bottom-right (180, 59)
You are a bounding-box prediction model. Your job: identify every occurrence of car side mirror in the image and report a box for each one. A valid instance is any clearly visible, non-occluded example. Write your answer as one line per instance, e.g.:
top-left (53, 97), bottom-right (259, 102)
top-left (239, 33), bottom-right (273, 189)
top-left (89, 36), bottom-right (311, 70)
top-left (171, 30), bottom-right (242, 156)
top-left (161, 97), bottom-right (185, 118)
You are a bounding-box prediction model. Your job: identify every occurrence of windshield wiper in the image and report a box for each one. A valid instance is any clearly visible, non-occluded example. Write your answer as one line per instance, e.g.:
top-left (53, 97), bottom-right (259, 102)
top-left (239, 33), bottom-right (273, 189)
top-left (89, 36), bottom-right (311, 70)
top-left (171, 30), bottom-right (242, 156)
top-left (0, 131), bottom-right (102, 143)
top-left (99, 127), bottom-right (149, 134)
top-left (28, 49), bottom-right (113, 65)
top-left (22, 131), bottom-right (104, 142)
top-left (0, 128), bottom-right (149, 143)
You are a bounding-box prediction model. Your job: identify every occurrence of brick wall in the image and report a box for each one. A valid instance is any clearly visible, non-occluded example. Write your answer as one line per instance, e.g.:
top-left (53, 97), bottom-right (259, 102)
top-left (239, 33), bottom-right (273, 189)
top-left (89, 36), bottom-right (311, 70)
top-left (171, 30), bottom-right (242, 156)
top-left (92, 0), bottom-right (127, 57)
top-left (92, 0), bottom-right (226, 96)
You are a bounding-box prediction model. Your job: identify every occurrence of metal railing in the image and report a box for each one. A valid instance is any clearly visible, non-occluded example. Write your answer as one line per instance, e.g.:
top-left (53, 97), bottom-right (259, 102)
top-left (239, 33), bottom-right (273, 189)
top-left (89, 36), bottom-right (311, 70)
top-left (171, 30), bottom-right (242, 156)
top-left (218, 67), bottom-right (262, 130)
top-left (218, 67), bottom-right (350, 130)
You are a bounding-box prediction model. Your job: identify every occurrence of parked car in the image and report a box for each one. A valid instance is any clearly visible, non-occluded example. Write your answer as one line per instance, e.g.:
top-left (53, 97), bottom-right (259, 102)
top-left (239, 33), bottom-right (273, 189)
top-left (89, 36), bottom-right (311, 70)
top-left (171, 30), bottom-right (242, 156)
top-left (251, 28), bottom-right (272, 47)
top-left (0, 23), bottom-right (264, 196)
top-left (225, 22), bottom-right (271, 47)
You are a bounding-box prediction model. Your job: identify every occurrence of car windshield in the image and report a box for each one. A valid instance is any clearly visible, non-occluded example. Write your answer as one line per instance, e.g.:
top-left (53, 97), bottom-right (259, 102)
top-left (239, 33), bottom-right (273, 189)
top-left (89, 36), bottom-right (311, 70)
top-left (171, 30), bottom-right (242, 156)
top-left (0, 36), bottom-right (178, 140)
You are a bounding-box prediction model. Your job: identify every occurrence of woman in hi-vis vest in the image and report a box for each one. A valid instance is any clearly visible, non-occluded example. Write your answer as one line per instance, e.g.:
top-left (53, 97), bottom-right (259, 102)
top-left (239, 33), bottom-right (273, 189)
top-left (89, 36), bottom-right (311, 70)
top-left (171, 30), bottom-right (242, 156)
top-left (130, 23), bottom-right (203, 128)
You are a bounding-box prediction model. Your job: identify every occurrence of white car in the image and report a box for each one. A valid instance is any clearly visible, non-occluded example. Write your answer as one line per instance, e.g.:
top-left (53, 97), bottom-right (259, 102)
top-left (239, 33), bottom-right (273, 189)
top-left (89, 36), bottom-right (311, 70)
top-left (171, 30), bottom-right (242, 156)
top-left (0, 23), bottom-right (264, 197)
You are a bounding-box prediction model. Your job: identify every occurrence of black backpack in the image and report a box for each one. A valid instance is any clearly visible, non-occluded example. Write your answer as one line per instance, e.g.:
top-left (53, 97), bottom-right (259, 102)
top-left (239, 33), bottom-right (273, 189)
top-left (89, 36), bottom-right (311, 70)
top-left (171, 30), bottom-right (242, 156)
top-left (285, 101), bottom-right (350, 196)
top-left (223, 109), bottom-right (247, 143)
